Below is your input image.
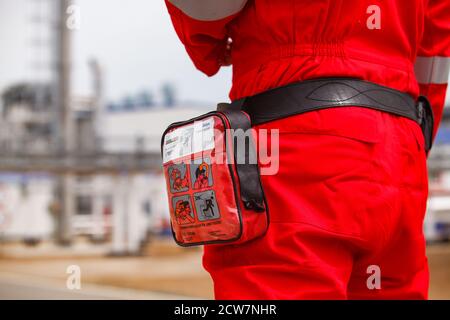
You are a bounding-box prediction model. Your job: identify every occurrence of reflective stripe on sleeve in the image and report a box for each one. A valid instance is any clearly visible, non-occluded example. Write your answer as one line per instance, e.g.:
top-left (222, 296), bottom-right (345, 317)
top-left (169, 0), bottom-right (248, 21)
top-left (415, 56), bottom-right (450, 84)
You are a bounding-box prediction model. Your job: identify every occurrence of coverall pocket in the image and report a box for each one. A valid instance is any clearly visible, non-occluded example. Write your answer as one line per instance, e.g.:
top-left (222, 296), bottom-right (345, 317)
top-left (259, 127), bottom-right (380, 237)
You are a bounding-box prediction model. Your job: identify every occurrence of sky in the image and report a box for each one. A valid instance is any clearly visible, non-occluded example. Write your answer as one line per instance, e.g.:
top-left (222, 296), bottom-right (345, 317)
top-left (0, 0), bottom-right (232, 105)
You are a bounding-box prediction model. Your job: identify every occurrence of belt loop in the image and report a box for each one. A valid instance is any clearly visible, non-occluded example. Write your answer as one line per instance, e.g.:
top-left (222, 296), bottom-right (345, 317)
top-left (217, 98), bottom-right (246, 112)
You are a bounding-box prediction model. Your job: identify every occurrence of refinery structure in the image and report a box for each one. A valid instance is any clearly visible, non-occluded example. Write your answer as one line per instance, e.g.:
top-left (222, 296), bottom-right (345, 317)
top-left (0, 0), bottom-right (206, 254)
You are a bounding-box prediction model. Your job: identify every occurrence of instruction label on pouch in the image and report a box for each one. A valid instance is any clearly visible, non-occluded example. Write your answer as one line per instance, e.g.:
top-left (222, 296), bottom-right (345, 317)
top-left (163, 118), bottom-right (215, 164)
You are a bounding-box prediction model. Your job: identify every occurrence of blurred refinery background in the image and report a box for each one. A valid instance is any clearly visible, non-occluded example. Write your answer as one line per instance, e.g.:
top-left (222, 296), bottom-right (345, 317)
top-left (0, 0), bottom-right (221, 251)
top-left (0, 0), bottom-right (449, 299)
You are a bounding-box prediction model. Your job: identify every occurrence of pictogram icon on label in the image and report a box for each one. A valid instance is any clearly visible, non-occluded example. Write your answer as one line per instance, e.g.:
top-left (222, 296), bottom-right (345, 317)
top-left (168, 163), bottom-right (190, 193)
top-left (194, 190), bottom-right (220, 221)
top-left (172, 195), bottom-right (195, 225)
top-left (190, 157), bottom-right (213, 190)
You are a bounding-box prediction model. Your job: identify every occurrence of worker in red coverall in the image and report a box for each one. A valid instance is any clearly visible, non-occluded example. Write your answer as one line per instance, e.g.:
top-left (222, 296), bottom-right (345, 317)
top-left (165, 0), bottom-right (450, 299)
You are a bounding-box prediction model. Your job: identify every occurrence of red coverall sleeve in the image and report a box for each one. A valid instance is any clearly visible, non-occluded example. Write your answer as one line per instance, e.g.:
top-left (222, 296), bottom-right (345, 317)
top-left (415, 0), bottom-right (450, 139)
top-left (165, 0), bottom-right (246, 77)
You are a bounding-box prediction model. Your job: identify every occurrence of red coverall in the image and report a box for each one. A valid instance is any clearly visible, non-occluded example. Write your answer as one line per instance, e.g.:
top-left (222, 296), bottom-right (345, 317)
top-left (165, 0), bottom-right (450, 299)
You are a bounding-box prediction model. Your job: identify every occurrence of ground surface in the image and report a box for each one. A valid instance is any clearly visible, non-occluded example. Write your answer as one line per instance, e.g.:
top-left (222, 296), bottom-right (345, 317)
top-left (0, 239), bottom-right (449, 300)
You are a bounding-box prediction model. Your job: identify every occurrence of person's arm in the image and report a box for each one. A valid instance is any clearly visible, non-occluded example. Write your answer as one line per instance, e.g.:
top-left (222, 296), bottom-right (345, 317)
top-left (165, 0), bottom-right (248, 76)
top-left (414, 0), bottom-right (450, 140)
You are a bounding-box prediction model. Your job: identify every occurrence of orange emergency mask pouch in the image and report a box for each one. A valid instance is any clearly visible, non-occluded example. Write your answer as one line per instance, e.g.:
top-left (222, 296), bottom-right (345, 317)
top-left (161, 110), bottom-right (269, 246)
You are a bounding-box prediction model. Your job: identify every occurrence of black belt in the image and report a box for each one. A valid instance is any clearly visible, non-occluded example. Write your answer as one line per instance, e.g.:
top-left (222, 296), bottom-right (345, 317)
top-left (218, 78), bottom-right (434, 153)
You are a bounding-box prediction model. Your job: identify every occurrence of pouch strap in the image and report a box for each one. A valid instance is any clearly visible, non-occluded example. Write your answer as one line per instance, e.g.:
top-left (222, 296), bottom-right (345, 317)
top-left (217, 107), bottom-right (266, 212)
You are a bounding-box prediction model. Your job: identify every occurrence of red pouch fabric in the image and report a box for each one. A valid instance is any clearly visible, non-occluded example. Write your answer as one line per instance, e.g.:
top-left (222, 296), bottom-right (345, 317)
top-left (161, 111), bottom-right (269, 246)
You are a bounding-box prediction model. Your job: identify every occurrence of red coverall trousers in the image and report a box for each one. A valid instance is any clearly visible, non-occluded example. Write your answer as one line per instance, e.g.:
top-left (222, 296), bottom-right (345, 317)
top-left (166, 0), bottom-right (450, 299)
top-left (203, 107), bottom-right (429, 299)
